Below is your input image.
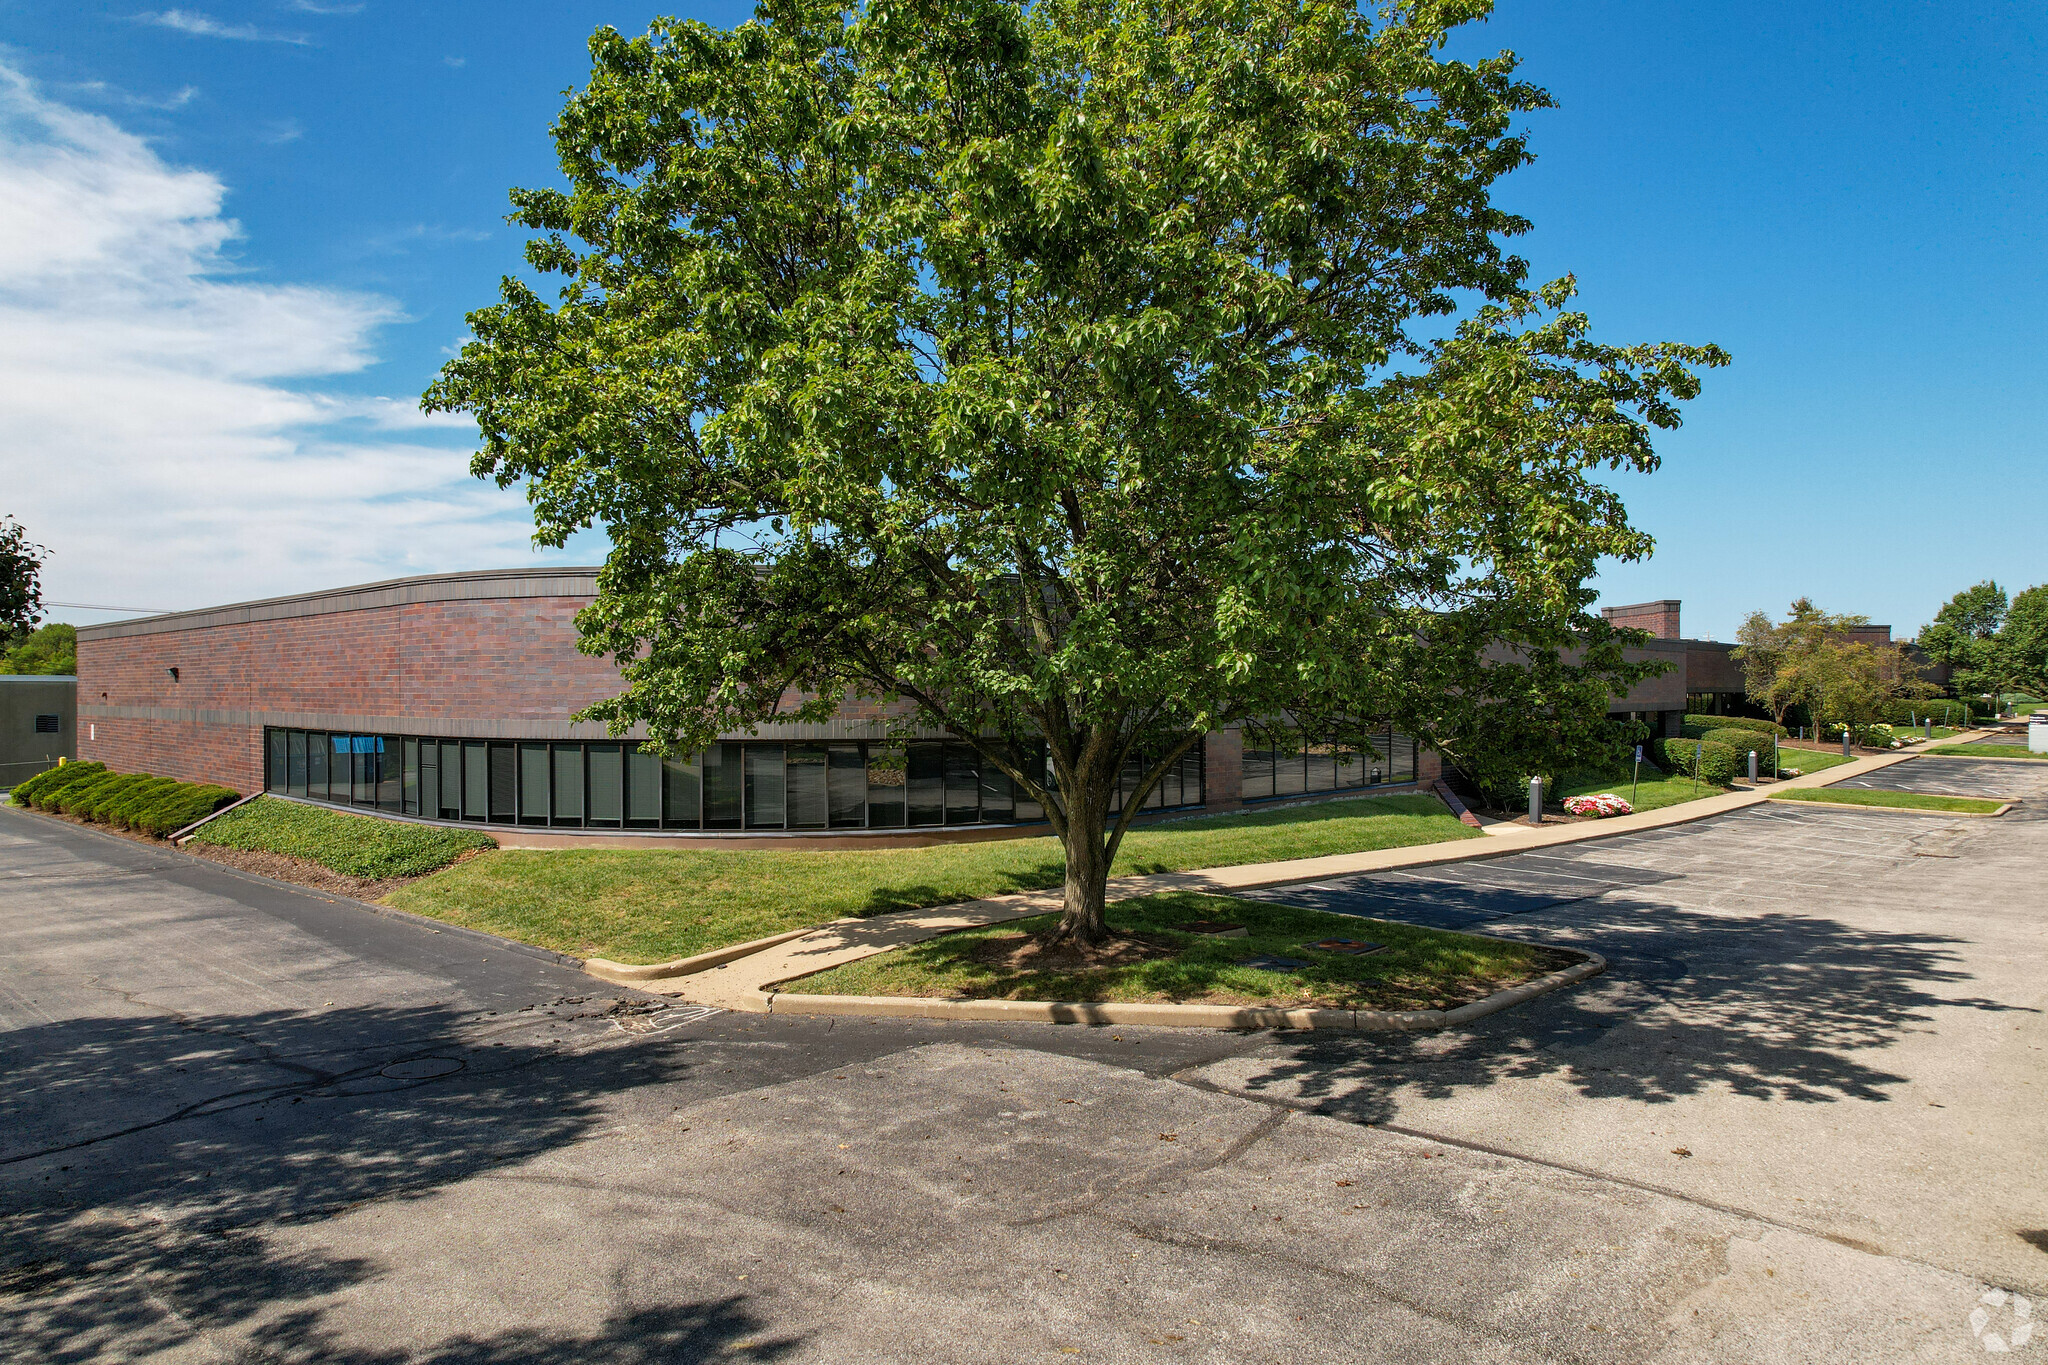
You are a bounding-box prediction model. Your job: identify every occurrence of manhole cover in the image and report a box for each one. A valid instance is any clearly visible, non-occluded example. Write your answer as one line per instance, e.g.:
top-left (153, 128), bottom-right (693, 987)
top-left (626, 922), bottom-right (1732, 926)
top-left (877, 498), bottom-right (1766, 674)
top-left (379, 1057), bottom-right (465, 1080)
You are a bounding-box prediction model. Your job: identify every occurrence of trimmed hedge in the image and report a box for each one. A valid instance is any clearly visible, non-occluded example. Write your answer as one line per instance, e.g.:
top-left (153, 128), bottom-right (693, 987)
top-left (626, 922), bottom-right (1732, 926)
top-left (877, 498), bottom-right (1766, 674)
top-left (188, 796), bottom-right (494, 880)
top-left (12, 762), bottom-right (239, 837)
top-left (9, 760), bottom-right (107, 805)
top-left (1681, 715), bottom-right (1787, 740)
top-left (1654, 737), bottom-right (1741, 785)
top-left (1700, 727), bottom-right (1776, 758)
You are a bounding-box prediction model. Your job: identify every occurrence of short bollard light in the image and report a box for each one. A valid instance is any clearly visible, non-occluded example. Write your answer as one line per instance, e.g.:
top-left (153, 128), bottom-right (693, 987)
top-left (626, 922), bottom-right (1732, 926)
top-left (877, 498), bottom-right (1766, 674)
top-left (1842, 727), bottom-right (1853, 758)
top-left (1748, 749), bottom-right (1758, 784)
top-left (1529, 776), bottom-right (1543, 826)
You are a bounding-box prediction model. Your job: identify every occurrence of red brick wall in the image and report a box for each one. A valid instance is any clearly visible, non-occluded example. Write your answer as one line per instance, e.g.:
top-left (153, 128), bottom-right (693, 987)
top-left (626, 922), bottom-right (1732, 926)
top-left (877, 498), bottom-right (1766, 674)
top-left (1600, 600), bottom-right (1683, 640)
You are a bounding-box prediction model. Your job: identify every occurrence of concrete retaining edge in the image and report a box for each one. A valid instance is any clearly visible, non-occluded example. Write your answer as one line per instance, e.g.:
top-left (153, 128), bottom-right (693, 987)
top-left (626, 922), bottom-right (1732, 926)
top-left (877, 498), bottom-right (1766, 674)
top-left (761, 949), bottom-right (1607, 1032)
top-left (583, 927), bottom-right (820, 984)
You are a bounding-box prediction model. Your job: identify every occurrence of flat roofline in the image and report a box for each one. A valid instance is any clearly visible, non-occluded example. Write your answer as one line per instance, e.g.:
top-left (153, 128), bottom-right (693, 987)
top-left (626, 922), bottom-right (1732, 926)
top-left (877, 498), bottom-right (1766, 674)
top-left (76, 566), bottom-right (604, 642)
top-left (0, 674), bottom-right (77, 682)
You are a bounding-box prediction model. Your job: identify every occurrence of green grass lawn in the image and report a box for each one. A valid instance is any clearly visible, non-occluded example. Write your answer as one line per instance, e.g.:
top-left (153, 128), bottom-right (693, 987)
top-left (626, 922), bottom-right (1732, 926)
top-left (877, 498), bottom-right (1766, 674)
top-left (786, 891), bottom-right (1575, 1012)
top-left (188, 797), bottom-right (496, 878)
top-left (1553, 767), bottom-right (1731, 814)
top-left (1772, 747), bottom-right (1855, 776)
top-left (1769, 788), bottom-right (2004, 814)
top-left (1923, 742), bottom-right (2048, 760)
top-left (386, 792), bottom-right (1480, 965)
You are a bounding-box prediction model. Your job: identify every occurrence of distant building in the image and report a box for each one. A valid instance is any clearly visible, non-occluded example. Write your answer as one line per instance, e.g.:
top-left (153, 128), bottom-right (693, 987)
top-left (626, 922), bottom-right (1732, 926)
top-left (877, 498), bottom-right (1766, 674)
top-left (0, 675), bottom-right (77, 793)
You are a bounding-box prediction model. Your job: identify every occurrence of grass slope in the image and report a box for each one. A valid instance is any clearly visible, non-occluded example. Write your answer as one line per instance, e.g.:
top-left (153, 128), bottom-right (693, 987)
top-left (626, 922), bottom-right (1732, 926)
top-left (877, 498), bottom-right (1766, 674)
top-left (389, 793), bottom-right (1479, 965)
top-left (1769, 789), bottom-right (2002, 814)
top-left (788, 891), bottom-right (1571, 1011)
top-left (190, 797), bottom-right (496, 879)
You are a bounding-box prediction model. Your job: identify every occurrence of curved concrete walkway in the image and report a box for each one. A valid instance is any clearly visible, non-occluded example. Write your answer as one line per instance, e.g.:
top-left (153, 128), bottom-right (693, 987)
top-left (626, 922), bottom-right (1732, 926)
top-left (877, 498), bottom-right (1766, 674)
top-left (601, 745), bottom-right (1928, 1012)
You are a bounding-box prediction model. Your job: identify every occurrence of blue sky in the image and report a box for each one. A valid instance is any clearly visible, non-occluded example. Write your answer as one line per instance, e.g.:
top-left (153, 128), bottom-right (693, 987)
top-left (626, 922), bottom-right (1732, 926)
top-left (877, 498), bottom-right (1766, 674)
top-left (1, 0), bottom-right (2042, 639)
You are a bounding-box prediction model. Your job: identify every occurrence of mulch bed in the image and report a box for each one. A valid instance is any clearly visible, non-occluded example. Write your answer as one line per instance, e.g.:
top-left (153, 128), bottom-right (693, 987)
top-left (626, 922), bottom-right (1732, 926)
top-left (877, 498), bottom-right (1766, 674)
top-left (180, 842), bottom-right (420, 902)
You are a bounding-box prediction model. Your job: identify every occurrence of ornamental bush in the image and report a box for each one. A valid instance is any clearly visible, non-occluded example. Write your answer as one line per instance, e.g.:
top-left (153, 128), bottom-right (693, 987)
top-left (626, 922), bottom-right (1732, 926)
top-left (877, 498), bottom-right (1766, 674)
top-left (1562, 793), bottom-right (1632, 818)
top-left (1655, 737), bottom-right (1741, 785)
top-left (15, 764), bottom-right (239, 837)
top-left (1699, 727), bottom-right (1775, 759)
top-left (8, 760), bottom-right (105, 805)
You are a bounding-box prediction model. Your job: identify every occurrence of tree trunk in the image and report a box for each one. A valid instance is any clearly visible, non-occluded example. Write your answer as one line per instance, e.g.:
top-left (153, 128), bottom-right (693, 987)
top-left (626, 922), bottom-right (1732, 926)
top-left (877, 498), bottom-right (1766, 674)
top-left (1051, 786), bottom-right (1113, 946)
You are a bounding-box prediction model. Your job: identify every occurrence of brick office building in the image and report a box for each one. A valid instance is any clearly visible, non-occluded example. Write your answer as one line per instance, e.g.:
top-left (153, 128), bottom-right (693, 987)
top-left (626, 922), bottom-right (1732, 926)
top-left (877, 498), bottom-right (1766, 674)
top-left (79, 567), bottom-right (1517, 845)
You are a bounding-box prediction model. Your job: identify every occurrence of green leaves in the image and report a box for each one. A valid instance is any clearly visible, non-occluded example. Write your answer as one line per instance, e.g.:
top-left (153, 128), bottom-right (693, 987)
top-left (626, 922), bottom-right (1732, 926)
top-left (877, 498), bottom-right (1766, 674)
top-left (425, 0), bottom-right (1723, 932)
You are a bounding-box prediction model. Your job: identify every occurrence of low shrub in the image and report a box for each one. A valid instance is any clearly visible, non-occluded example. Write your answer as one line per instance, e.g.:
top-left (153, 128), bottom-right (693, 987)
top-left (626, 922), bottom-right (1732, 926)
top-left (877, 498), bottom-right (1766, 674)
top-left (1654, 737), bottom-right (1741, 785)
top-left (1680, 715), bottom-right (1787, 740)
top-left (1822, 721), bottom-right (1908, 748)
top-left (17, 765), bottom-right (240, 836)
top-left (9, 760), bottom-right (106, 805)
top-left (1699, 727), bottom-right (1776, 759)
top-left (188, 796), bottom-right (495, 880)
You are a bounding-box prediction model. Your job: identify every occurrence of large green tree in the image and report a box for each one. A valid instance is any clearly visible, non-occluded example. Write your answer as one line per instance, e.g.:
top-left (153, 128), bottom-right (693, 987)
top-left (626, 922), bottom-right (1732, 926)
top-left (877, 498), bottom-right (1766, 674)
top-left (428, 0), bottom-right (1724, 943)
top-left (0, 516), bottom-right (46, 646)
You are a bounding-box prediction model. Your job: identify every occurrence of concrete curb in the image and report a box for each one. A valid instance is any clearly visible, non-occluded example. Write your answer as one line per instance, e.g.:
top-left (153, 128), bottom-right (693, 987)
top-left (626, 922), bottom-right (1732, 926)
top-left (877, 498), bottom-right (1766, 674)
top-left (762, 949), bottom-right (1608, 1032)
top-left (583, 928), bottom-right (818, 985)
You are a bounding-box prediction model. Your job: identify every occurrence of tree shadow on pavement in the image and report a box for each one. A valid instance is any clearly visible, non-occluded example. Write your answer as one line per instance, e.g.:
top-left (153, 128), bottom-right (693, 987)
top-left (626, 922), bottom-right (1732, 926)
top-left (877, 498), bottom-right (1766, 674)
top-left (1223, 899), bottom-right (2035, 1124)
top-left (0, 1001), bottom-right (757, 1363)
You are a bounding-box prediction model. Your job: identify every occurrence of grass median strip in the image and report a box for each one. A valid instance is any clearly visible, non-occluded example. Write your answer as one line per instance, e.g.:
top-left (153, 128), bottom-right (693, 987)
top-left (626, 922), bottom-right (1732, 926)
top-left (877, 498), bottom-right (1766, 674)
top-left (188, 797), bottom-right (496, 879)
top-left (386, 793), bottom-right (1480, 966)
top-left (783, 890), bottom-right (1574, 1012)
top-left (1923, 743), bottom-right (2048, 760)
top-left (1768, 788), bottom-right (2004, 814)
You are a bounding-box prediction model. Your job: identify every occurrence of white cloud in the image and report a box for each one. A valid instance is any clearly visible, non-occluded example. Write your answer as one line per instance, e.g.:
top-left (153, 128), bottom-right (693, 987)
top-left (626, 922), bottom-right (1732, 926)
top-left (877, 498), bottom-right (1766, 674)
top-left (136, 10), bottom-right (310, 44)
top-left (285, 1), bottom-right (366, 13)
top-left (0, 66), bottom-right (569, 618)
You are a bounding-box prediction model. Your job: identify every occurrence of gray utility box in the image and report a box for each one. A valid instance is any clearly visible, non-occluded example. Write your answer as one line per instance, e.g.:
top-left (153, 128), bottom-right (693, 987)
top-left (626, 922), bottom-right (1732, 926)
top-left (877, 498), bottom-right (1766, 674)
top-left (1, 675), bottom-right (77, 793)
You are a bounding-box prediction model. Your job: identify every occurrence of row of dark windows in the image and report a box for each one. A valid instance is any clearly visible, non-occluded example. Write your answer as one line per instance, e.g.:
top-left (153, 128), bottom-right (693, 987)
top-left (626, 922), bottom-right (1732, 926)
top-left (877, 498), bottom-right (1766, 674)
top-left (1240, 726), bottom-right (1418, 799)
top-left (262, 729), bottom-right (1207, 831)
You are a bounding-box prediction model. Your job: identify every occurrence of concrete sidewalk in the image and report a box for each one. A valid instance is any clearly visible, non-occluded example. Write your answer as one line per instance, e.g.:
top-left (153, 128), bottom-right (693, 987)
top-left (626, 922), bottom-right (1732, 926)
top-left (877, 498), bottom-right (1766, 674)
top-left (622, 746), bottom-right (1924, 1011)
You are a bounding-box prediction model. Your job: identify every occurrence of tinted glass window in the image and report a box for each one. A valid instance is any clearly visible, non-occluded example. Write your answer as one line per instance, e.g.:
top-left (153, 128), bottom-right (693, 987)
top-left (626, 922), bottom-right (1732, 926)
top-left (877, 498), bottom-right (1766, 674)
top-left (403, 739), bottom-right (421, 814)
top-left (664, 752), bottom-right (702, 827)
top-left (1011, 743), bottom-right (1045, 822)
top-left (944, 744), bottom-right (980, 824)
top-left (1306, 739), bottom-right (1338, 793)
top-left (827, 745), bottom-right (866, 828)
top-left (978, 758), bottom-right (1013, 823)
top-left (266, 730), bottom-right (286, 791)
top-left (626, 750), bottom-right (662, 826)
top-left (463, 744), bottom-right (488, 821)
top-left (439, 742), bottom-right (462, 819)
top-left (308, 733), bottom-right (329, 798)
top-left (786, 744), bottom-right (827, 829)
top-left (288, 731), bottom-right (307, 796)
top-left (865, 745), bottom-right (906, 828)
top-left (704, 744), bottom-right (742, 829)
top-left (552, 746), bottom-right (584, 824)
top-left (488, 744), bottom-right (516, 823)
top-left (906, 744), bottom-right (943, 826)
top-left (520, 744), bottom-right (550, 824)
top-left (744, 745), bottom-right (785, 828)
top-left (1240, 740), bottom-right (1273, 801)
top-left (587, 745), bottom-right (623, 826)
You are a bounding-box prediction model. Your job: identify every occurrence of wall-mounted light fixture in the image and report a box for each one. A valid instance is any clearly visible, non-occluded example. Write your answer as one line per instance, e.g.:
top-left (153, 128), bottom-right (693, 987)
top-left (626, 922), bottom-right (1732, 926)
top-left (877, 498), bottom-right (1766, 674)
top-left (167, 667), bottom-right (180, 682)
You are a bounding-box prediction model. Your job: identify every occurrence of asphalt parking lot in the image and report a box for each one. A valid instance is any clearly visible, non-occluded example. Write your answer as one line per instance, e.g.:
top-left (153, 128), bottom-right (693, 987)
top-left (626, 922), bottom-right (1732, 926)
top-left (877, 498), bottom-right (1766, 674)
top-left (3, 756), bottom-right (2043, 1363)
